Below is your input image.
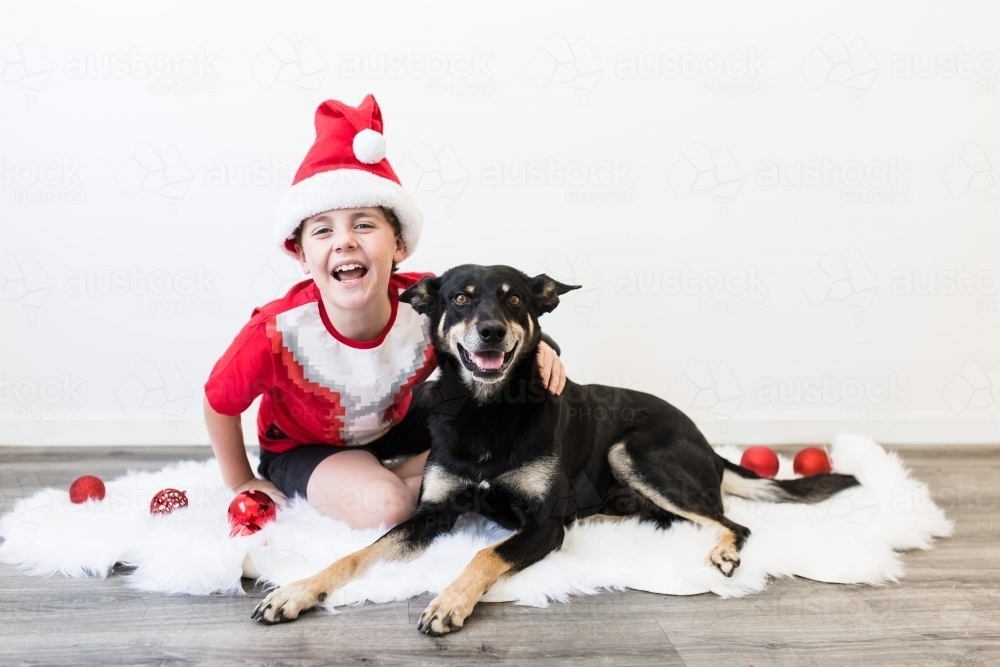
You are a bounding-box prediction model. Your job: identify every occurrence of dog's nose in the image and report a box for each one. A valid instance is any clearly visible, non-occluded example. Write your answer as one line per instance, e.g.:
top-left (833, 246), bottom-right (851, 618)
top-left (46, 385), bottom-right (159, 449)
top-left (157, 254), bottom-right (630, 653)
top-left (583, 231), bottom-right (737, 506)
top-left (477, 320), bottom-right (507, 343)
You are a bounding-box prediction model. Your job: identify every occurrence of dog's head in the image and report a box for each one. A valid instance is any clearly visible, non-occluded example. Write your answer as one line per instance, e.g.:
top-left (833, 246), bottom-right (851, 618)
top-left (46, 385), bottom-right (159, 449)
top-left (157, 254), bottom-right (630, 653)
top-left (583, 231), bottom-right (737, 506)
top-left (400, 265), bottom-right (579, 401)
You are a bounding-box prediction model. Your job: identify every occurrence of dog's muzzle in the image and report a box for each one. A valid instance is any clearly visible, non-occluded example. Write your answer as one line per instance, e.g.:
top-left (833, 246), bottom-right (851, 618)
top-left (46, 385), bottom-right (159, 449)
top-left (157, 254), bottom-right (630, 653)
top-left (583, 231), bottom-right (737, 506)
top-left (455, 319), bottom-right (520, 379)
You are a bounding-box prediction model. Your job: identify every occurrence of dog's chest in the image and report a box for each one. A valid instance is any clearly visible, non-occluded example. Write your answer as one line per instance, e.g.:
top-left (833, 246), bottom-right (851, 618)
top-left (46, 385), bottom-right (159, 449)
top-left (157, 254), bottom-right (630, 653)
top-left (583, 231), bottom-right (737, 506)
top-left (420, 456), bottom-right (559, 507)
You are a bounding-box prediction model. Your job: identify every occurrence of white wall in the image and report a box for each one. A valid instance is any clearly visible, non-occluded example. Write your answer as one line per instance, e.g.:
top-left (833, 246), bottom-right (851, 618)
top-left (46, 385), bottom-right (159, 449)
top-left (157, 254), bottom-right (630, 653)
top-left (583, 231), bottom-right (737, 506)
top-left (1, 0), bottom-right (997, 446)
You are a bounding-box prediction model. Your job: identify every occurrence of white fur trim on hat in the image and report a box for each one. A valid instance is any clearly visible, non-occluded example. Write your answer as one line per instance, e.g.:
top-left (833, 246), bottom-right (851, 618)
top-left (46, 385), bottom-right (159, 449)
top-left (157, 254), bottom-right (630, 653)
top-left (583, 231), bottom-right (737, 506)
top-left (275, 169), bottom-right (423, 259)
top-left (352, 129), bottom-right (387, 164)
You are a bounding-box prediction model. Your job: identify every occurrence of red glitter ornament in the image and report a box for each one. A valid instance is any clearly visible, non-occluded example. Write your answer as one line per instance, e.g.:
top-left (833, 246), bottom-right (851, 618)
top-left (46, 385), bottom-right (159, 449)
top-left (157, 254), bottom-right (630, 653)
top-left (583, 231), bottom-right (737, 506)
top-left (69, 475), bottom-right (106, 503)
top-left (228, 490), bottom-right (277, 537)
top-left (740, 446), bottom-right (780, 478)
top-left (793, 447), bottom-right (832, 476)
top-left (150, 488), bottom-right (189, 515)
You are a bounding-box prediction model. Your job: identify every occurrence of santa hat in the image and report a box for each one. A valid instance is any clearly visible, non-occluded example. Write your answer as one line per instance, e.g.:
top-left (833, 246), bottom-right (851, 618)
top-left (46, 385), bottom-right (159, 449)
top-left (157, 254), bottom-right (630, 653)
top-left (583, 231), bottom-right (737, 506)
top-left (275, 94), bottom-right (422, 259)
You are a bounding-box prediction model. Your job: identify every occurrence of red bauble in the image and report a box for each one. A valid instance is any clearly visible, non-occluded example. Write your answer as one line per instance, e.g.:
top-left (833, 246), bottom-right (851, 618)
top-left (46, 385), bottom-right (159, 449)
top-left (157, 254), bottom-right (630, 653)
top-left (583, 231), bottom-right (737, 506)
top-left (740, 446), bottom-right (780, 478)
top-left (228, 490), bottom-right (277, 537)
top-left (793, 447), bottom-right (832, 476)
top-left (69, 475), bottom-right (106, 503)
top-left (150, 488), bottom-right (189, 515)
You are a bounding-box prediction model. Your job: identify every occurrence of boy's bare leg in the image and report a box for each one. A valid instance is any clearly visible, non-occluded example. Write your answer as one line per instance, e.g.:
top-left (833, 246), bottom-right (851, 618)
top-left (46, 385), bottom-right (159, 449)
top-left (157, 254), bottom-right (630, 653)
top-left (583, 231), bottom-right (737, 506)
top-left (389, 449), bottom-right (430, 501)
top-left (306, 449), bottom-right (428, 529)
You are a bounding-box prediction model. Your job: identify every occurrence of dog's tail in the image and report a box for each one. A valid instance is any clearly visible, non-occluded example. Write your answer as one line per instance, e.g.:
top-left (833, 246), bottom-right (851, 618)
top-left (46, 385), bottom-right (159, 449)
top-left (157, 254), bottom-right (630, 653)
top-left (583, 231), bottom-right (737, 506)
top-left (718, 456), bottom-right (859, 503)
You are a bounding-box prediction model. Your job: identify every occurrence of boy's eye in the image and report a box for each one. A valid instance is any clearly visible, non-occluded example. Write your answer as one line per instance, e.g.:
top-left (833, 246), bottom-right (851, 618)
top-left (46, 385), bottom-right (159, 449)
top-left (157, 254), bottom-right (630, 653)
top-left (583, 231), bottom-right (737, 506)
top-left (508, 294), bottom-right (522, 306)
top-left (312, 226), bottom-right (331, 235)
top-left (454, 294), bottom-right (468, 305)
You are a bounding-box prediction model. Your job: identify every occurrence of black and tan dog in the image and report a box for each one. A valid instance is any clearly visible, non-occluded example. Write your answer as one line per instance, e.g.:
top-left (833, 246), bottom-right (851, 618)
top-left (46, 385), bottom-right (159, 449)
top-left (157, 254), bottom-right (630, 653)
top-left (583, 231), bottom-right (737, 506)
top-left (252, 264), bottom-right (859, 634)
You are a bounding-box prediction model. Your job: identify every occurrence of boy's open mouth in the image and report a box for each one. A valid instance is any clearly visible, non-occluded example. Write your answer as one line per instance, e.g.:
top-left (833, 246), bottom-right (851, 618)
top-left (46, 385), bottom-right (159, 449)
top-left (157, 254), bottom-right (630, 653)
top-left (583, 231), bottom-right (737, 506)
top-left (331, 262), bottom-right (368, 283)
top-left (457, 343), bottom-right (517, 376)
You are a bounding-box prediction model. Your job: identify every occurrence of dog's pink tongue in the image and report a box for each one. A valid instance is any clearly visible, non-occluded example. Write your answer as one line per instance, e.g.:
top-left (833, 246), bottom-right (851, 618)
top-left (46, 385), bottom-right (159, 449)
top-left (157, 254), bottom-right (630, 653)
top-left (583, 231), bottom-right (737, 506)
top-left (471, 350), bottom-right (504, 370)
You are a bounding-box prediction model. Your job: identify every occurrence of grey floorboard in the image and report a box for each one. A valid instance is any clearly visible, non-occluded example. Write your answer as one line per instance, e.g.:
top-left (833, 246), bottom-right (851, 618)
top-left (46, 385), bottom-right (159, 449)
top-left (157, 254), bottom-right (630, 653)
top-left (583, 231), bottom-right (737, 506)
top-left (0, 445), bottom-right (997, 666)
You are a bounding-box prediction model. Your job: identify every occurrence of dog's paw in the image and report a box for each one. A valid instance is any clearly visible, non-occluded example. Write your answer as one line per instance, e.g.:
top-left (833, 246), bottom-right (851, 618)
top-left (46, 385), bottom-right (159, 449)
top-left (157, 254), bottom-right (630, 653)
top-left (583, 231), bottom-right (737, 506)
top-left (709, 544), bottom-right (741, 577)
top-left (251, 581), bottom-right (327, 624)
top-left (417, 590), bottom-right (475, 636)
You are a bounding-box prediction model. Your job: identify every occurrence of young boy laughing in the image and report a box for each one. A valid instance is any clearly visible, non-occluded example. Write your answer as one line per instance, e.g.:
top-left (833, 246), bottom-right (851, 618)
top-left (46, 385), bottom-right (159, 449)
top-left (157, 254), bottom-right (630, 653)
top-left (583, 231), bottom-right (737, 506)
top-left (204, 95), bottom-right (566, 529)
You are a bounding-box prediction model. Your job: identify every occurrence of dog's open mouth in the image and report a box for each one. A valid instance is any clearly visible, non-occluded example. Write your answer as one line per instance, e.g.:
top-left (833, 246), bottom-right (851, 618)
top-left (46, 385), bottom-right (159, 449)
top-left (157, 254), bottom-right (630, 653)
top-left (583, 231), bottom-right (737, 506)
top-left (458, 343), bottom-right (518, 376)
top-left (332, 262), bottom-right (368, 283)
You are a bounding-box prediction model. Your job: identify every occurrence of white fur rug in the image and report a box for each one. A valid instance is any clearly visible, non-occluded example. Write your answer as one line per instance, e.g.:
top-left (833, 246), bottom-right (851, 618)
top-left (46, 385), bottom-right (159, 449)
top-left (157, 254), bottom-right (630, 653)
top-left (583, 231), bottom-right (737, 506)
top-left (0, 434), bottom-right (952, 609)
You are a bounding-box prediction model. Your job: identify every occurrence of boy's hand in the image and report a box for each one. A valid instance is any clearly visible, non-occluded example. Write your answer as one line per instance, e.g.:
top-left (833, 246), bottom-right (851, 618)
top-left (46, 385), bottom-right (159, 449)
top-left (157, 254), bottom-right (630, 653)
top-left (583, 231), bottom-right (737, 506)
top-left (234, 476), bottom-right (290, 509)
top-left (536, 341), bottom-right (567, 395)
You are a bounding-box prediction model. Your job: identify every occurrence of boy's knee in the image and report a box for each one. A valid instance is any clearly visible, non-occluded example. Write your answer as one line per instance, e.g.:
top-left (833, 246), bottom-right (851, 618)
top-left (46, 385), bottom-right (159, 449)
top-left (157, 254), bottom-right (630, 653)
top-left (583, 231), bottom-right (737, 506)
top-left (354, 477), bottom-right (416, 529)
top-left (309, 471), bottom-right (418, 529)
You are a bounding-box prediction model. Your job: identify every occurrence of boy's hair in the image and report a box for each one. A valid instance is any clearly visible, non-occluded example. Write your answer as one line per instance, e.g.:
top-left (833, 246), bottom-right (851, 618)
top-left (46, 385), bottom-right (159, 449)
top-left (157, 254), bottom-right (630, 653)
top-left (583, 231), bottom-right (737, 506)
top-left (292, 206), bottom-right (403, 272)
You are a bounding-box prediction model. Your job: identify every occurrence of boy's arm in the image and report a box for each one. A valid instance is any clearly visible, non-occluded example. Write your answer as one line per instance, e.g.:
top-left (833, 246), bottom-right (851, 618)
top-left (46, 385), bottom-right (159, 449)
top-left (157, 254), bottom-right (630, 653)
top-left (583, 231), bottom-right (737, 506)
top-left (204, 316), bottom-right (289, 505)
top-left (204, 397), bottom-right (289, 506)
top-left (540, 332), bottom-right (561, 356)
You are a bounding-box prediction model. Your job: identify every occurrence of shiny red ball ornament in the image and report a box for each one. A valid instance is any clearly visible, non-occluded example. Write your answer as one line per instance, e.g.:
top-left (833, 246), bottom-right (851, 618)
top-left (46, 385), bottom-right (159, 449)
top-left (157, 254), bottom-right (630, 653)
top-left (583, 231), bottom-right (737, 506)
top-left (228, 490), bottom-right (277, 537)
top-left (740, 446), bottom-right (780, 478)
top-left (150, 488), bottom-right (189, 515)
top-left (69, 475), bottom-right (106, 503)
top-left (793, 447), bottom-right (832, 476)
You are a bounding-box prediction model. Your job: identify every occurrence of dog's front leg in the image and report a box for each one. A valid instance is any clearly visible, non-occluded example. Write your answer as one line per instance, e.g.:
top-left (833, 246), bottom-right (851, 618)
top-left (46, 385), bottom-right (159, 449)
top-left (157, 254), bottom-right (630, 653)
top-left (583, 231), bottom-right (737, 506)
top-left (252, 506), bottom-right (458, 624)
top-left (417, 517), bottom-right (565, 635)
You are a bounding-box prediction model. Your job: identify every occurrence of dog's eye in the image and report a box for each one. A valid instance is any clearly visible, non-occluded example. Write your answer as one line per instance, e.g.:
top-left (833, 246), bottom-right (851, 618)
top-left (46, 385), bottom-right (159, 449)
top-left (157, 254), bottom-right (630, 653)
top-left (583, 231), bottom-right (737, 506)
top-left (507, 294), bottom-right (522, 306)
top-left (453, 293), bottom-right (468, 305)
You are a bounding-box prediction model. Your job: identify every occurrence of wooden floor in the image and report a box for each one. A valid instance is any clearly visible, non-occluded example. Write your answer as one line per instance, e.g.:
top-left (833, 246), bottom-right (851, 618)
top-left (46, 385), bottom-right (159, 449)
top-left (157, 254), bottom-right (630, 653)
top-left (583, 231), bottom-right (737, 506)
top-left (1, 445), bottom-right (997, 666)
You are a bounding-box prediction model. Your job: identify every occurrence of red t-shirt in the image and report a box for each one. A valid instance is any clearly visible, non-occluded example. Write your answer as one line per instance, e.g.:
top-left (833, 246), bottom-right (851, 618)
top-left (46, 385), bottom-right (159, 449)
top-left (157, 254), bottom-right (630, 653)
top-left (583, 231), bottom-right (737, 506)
top-left (205, 273), bottom-right (437, 453)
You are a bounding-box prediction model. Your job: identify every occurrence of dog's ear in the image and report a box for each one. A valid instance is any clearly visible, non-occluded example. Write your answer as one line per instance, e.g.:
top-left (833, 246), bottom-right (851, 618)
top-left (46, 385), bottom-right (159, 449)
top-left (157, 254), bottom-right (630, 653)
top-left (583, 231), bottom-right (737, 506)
top-left (400, 276), bottom-right (442, 315)
top-left (530, 274), bottom-right (581, 315)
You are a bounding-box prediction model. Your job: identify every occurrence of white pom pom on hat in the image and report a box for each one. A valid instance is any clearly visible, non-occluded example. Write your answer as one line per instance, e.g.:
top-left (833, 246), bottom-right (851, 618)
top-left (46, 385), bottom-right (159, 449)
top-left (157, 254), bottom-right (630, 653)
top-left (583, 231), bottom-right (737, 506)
top-left (352, 128), bottom-right (387, 164)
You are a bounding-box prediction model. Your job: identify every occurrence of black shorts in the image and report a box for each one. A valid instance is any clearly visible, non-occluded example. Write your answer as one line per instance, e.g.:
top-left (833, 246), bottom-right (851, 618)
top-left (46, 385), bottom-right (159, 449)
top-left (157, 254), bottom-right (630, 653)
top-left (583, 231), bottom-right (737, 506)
top-left (257, 381), bottom-right (438, 500)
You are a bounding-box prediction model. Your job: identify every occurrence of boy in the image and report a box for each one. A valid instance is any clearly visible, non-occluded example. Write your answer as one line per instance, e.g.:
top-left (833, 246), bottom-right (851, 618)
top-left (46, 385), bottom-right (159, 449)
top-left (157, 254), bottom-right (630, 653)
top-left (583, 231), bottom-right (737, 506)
top-left (204, 95), bottom-right (566, 530)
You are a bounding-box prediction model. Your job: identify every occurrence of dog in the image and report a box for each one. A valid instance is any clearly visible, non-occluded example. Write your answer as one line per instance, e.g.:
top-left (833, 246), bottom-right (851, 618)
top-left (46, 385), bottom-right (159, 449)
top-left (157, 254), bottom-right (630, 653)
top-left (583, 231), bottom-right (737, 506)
top-left (252, 264), bottom-right (859, 634)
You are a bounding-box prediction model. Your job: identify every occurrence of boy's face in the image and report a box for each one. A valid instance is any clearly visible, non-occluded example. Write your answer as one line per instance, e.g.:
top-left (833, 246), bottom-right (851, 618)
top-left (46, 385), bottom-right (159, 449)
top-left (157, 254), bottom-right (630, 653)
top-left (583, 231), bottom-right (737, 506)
top-left (294, 207), bottom-right (406, 313)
